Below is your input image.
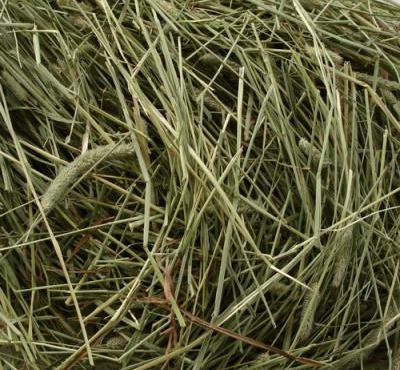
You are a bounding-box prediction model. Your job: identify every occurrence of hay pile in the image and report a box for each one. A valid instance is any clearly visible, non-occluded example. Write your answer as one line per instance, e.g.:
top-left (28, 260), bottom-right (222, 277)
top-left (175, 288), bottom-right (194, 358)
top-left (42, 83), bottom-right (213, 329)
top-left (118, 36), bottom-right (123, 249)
top-left (1, 0), bottom-right (400, 369)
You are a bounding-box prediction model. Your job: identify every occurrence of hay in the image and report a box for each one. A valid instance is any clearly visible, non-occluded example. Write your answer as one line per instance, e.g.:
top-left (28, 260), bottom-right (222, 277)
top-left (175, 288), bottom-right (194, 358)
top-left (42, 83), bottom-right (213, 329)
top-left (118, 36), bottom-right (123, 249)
top-left (1, 0), bottom-right (400, 369)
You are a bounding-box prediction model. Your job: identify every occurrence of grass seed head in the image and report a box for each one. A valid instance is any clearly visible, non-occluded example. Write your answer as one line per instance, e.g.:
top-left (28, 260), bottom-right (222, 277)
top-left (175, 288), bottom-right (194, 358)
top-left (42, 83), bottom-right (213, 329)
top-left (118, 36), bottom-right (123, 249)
top-left (41, 143), bottom-right (135, 214)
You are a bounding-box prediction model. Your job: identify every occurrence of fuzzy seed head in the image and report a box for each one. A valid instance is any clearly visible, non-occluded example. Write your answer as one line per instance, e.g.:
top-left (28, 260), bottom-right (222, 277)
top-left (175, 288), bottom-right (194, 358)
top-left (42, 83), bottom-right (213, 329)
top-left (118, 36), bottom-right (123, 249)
top-left (41, 143), bottom-right (135, 214)
top-left (68, 13), bottom-right (90, 29)
top-left (332, 226), bottom-right (353, 288)
top-left (156, 0), bottom-right (178, 17)
top-left (305, 44), bottom-right (343, 66)
top-left (105, 335), bottom-right (126, 349)
top-left (198, 53), bottom-right (240, 73)
top-left (298, 137), bottom-right (331, 168)
top-left (356, 72), bottom-right (400, 92)
top-left (299, 283), bottom-right (320, 342)
top-left (194, 88), bottom-right (221, 111)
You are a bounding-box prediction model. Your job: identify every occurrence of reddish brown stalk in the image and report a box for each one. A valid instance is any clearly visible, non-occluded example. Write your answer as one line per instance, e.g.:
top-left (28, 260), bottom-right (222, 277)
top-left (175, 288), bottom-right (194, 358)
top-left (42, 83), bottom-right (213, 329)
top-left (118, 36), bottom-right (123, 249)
top-left (132, 297), bottom-right (325, 367)
top-left (156, 257), bottom-right (179, 369)
top-left (180, 307), bottom-right (324, 367)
